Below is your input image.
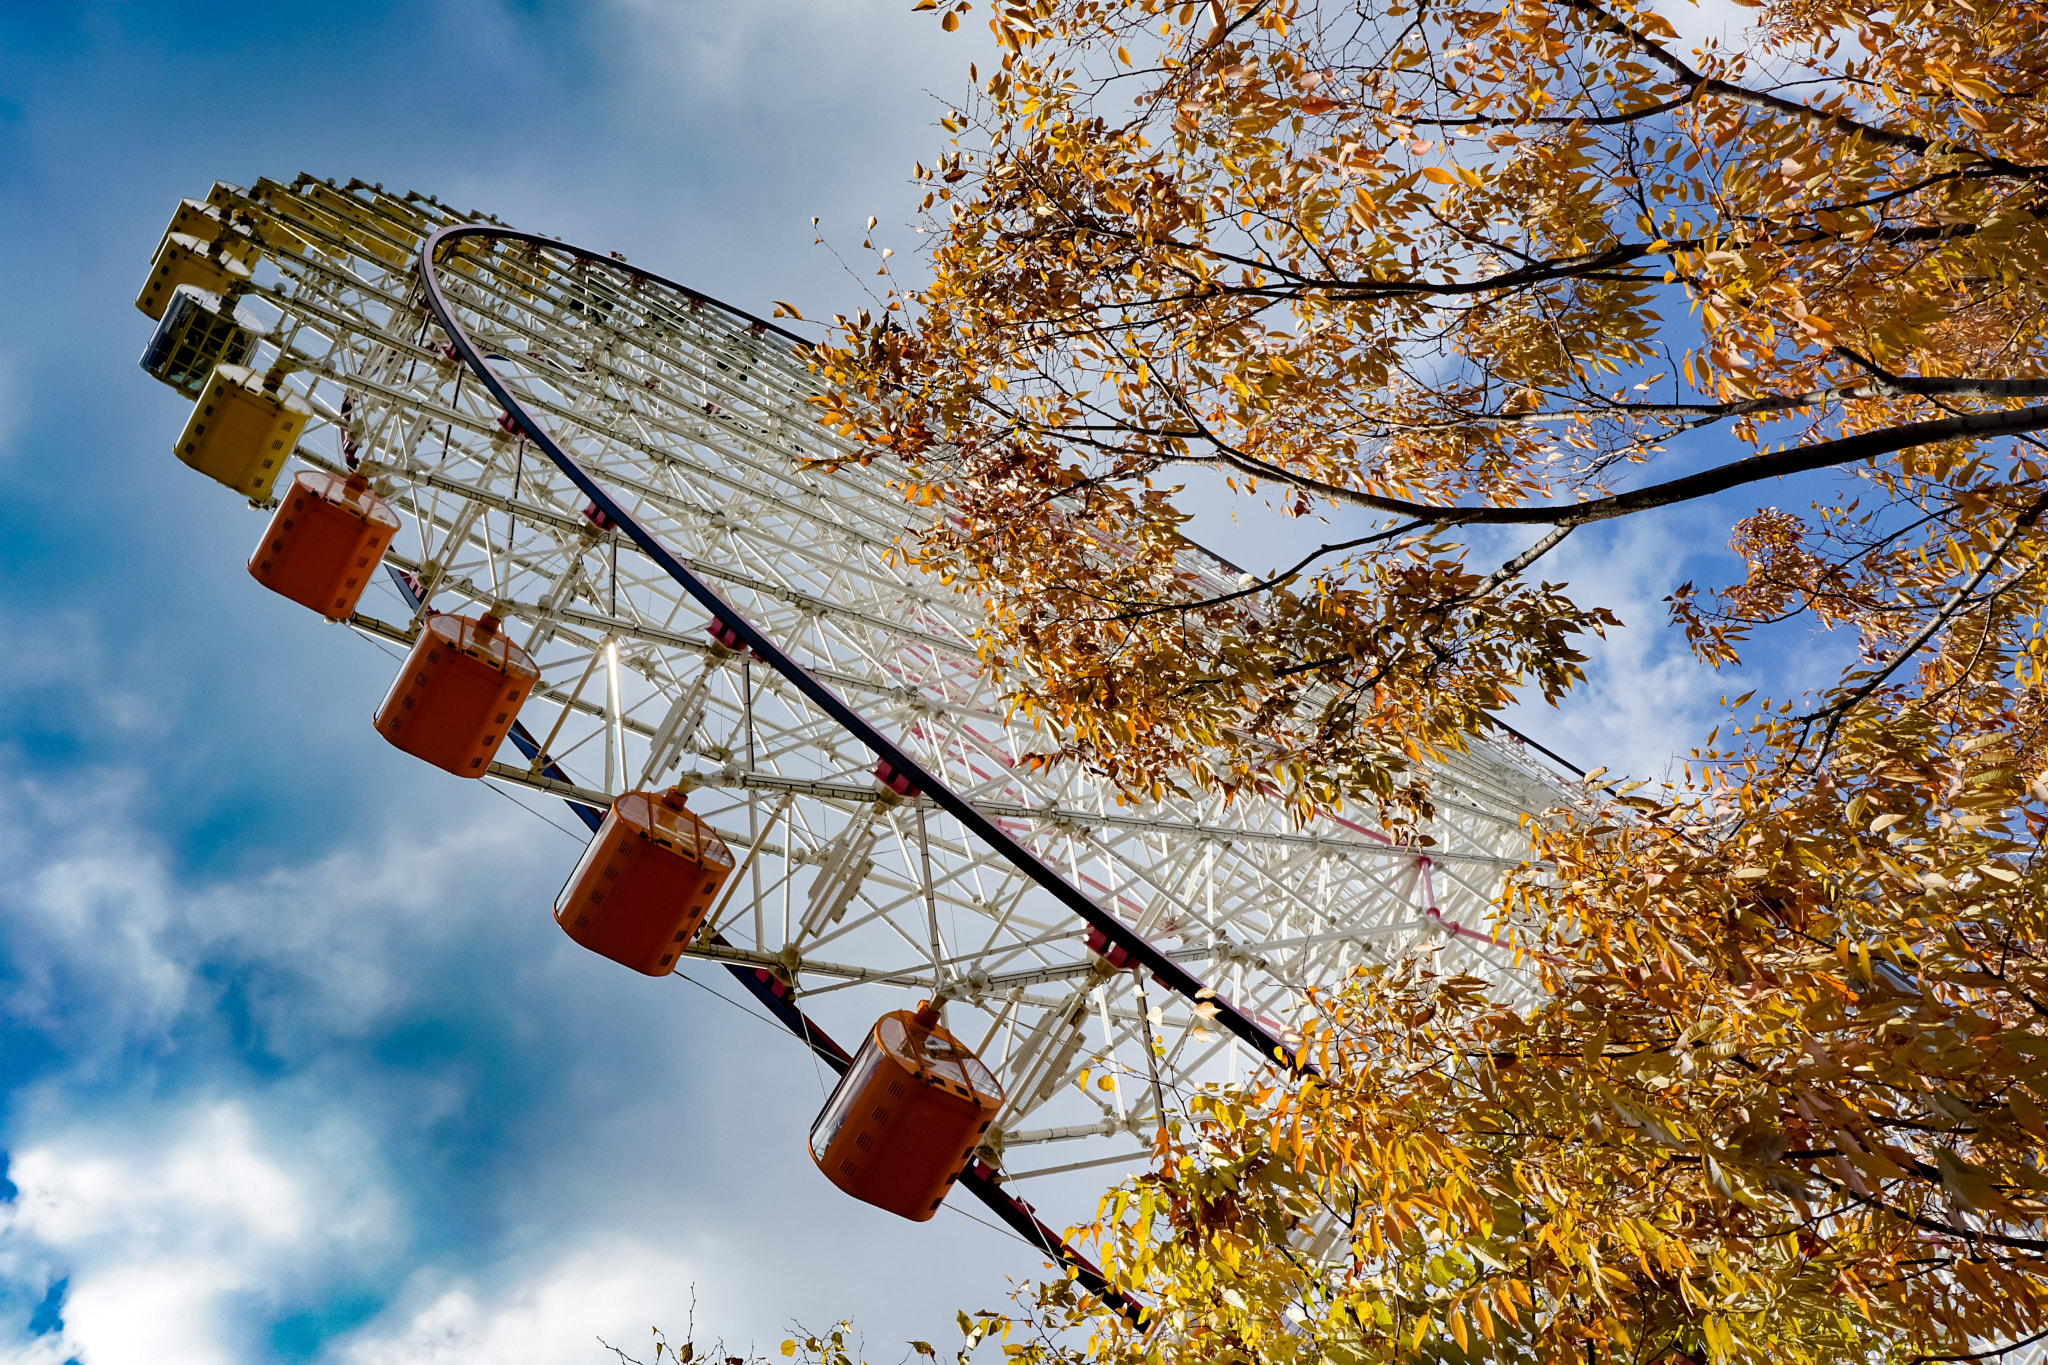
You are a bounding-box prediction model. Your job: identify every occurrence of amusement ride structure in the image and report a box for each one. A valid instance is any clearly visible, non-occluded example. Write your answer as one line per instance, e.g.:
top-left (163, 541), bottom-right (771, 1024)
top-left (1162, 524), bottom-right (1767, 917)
top-left (136, 174), bottom-right (1579, 1304)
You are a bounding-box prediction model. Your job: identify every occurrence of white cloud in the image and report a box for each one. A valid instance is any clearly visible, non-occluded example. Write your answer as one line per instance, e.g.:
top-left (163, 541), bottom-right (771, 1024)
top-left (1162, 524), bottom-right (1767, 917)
top-left (0, 749), bottom-right (574, 1081)
top-left (1497, 511), bottom-right (1732, 782)
top-left (1, 1103), bottom-right (399, 1365)
top-left (602, 0), bottom-right (976, 109)
top-left (0, 755), bottom-right (1007, 1363)
top-left (329, 1241), bottom-right (704, 1365)
top-left (0, 612), bottom-right (163, 744)
top-left (2, 1336), bottom-right (74, 1365)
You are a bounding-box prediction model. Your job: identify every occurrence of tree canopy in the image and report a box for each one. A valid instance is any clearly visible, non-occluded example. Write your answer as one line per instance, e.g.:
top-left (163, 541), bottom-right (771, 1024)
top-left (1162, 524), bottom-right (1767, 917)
top-left (813, 0), bottom-right (2048, 816)
top-left (792, 0), bottom-right (2048, 1360)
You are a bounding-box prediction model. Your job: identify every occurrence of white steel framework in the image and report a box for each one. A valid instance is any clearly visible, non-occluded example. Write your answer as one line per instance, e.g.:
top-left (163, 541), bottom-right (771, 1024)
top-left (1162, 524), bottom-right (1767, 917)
top-left (148, 174), bottom-right (1581, 1271)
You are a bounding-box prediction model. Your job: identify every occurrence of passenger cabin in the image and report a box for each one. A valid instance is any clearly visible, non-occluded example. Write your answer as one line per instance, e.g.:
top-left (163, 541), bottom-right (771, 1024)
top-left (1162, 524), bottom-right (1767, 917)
top-left (555, 790), bottom-right (735, 976)
top-left (810, 1005), bottom-right (1004, 1221)
top-left (248, 471), bottom-right (400, 619)
top-left (173, 364), bottom-right (310, 501)
top-left (149, 197), bottom-right (260, 269)
top-left (373, 613), bottom-right (538, 777)
top-left (140, 285), bottom-right (258, 397)
top-left (136, 232), bottom-right (254, 321)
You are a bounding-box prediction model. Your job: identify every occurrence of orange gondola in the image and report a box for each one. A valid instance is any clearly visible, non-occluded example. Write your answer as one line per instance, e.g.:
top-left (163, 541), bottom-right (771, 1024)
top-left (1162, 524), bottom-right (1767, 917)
top-left (810, 1004), bottom-right (1003, 1221)
top-left (248, 471), bottom-right (400, 619)
top-left (555, 789), bottom-right (735, 976)
top-left (372, 613), bottom-right (538, 777)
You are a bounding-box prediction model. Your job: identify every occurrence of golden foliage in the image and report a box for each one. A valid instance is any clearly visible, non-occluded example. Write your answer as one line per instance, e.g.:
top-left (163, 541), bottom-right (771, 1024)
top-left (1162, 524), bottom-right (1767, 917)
top-left (940, 707), bottom-right (2048, 1364)
top-left (809, 0), bottom-right (2048, 824)
top-left (792, 0), bottom-right (2048, 1357)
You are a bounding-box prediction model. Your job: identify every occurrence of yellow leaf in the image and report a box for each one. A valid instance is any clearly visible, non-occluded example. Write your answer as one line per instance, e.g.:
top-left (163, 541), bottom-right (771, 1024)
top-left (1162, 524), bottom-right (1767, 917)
top-left (2012, 1090), bottom-right (2048, 1140)
top-left (1419, 166), bottom-right (1458, 186)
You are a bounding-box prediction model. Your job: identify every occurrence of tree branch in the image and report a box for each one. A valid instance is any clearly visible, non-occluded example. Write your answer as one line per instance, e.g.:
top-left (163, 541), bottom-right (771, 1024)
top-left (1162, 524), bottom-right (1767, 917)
top-left (1557, 0), bottom-right (1936, 157)
top-left (1835, 1184), bottom-right (2048, 1252)
top-left (1100, 522), bottom-right (1431, 621)
top-left (1796, 489), bottom-right (2048, 749)
top-left (1206, 403), bottom-right (2048, 526)
top-left (1911, 1323), bottom-right (2048, 1364)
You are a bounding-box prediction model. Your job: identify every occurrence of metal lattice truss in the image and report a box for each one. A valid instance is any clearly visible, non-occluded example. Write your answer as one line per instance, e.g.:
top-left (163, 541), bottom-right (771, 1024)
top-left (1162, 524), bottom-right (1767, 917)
top-left (188, 174), bottom-right (1580, 1221)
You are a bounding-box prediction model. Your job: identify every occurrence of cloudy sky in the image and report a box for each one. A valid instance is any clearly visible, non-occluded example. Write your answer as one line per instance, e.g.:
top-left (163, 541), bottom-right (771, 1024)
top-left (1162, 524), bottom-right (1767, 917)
top-left (0, 3), bottom-right (1830, 1363)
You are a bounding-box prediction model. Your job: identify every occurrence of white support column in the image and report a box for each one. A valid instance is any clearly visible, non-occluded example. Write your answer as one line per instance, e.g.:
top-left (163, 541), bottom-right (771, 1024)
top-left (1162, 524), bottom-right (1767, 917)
top-left (604, 637), bottom-right (623, 796)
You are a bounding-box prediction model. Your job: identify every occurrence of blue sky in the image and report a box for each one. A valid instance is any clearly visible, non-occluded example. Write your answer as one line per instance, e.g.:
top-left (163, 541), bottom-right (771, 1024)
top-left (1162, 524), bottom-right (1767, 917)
top-left (0, 4), bottom-right (1073, 1362)
top-left (0, 3), bottom-right (1850, 1362)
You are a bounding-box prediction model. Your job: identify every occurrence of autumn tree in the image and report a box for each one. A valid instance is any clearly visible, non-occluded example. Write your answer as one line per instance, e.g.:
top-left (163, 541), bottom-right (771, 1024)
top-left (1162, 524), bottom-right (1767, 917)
top-left (795, 0), bottom-right (2048, 1360)
top-left (814, 0), bottom-right (2048, 812)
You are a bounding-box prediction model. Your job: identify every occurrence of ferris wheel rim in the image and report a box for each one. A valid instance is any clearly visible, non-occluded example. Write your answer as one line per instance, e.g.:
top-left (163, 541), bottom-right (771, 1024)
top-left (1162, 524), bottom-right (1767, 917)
top-left (409, 220), bottom-right (1299, 1314)
top-left (415, 221), bottom-right (1311, 1078)
top-left (138, 176), bottom-right (1572, 1320)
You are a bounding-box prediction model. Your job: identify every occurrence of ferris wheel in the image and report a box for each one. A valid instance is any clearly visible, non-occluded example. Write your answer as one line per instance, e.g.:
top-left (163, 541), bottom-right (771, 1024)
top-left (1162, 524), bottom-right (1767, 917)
top-left (135, 174), bottom-right (1579, 1303)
